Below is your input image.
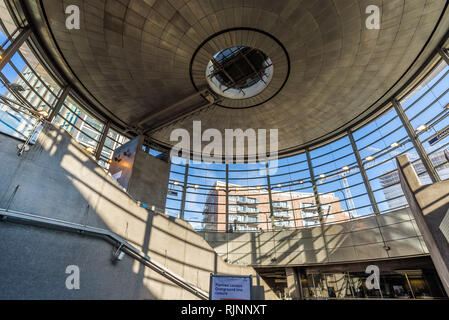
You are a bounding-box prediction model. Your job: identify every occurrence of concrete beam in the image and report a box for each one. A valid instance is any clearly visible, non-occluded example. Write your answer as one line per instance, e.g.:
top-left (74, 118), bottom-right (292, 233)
top-left (137, 89), bottom-right (208, 127)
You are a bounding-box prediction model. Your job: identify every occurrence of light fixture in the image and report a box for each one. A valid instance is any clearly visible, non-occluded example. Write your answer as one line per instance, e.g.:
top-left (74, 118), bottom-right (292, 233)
top-left (194, 184), bottom-right (199, 189)
top-left (203, 91), bottom-right (216, 104)
top-left (320, 174), bottom-right (325, 178)
top-left (416, 124), bottom-right (427, 132)
top-left (117, 251), bottom-right (125, 260)
top-left (391, 142), bottom-right (400, 148)
top-left (37, 110), bottom-right (49, 118)
top-left (112, 245), bottom-right (125, 263)
top-left (299, 180), bottom-right (304, 184)
top-left (277, 184), bottom-right (281, 188)
top-left (365, 155), bottom-right (375, 161)
top-left (173, 181), bottom-right (179, 185)
top-left (85, 146), bottom-right (95, 154)
top-left (342, 166), bottom-right (350, 171)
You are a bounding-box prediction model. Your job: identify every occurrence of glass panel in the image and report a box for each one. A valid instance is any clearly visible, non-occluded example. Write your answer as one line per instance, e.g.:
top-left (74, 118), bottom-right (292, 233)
top-left (0, 60), bottom-right (50, 141)
top-left (400, 59), bottom-right (449, 181)
top-left (269, 153), bottom-right (315, 228)
top-left (99, 128), bottom-right (130, 169)
top-left (185, 161), bottom-right (227, 231)
top-left (311, 136), bottom-right (373, 220)
top-left (53, 96), bottom-right (104, 150)
top-left (0, 29), bottom-right (62, 142)
top-left (228, 162), bottom-right (270, 231)
top-left (165, 156), bottom-right (187, 218)
top-left (353, 108), bottom-right (428, 214)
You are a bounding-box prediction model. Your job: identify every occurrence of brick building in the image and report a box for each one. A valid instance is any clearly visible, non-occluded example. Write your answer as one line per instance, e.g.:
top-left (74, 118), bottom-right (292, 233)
top-left (202, 181), bottom-right (348, 232)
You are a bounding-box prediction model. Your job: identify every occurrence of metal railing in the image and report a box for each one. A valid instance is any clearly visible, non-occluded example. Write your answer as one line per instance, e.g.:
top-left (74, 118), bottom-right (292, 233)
top-left (0, 207), bottom-right (209, 300)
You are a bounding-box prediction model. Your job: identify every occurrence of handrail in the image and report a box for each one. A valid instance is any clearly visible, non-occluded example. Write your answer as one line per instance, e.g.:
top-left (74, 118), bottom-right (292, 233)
top-left (0, 208), bottom-right (209, 300)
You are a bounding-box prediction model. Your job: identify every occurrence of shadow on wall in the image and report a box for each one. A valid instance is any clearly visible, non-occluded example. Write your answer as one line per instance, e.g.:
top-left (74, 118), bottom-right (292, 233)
top-left (201, 207), bottom-right (427, 267)
top-left (0, 124), bottom-right (276, 299)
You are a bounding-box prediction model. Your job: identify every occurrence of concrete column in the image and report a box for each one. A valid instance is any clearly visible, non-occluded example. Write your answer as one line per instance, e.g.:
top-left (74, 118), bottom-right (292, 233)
top-left (48, 86), bottom-right (70, 122)
top-left (225, 164), bottom-right (229, 232)
top-left (95, 121), bottom-right (110, 161)
top-left (305, 149), bottom-right (324, 222)
top-left (179, 162), bottom-right (189, 220)
top-left (286, 267), bottom-right (302, 300)
top-left (348, 130), bottom-right (379, 214)
top-left (397, 154), bottom-right (449, 295)
top-left (349, 130), bottom-right (390, 253)
top-left (266, 162), bottom-right (275, 230)
top-left (306, 149), bottom-right (330, 262)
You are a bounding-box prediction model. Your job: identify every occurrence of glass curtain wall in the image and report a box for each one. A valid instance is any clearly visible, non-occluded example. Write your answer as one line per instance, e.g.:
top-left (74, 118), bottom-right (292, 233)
top-left (400, 59), bottom-right (449, 180)
top-left (167, 54), bottom-right (449, 232)
top-left (0, 20), bottom-right (128, 169)
top-left (0, 24), bottom-right (62, 141)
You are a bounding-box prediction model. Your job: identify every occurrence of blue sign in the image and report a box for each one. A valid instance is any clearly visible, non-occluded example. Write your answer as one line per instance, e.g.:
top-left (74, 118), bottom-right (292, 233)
top-left (429, 126), bottom-right (449, 146)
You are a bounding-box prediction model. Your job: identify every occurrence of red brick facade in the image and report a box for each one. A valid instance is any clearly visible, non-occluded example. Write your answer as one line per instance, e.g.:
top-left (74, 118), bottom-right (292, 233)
top-left (203, 181), bottom-right (349, 232)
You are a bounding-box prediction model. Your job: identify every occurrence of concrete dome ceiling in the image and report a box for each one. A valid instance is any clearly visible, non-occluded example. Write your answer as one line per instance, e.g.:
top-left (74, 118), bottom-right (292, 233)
top-left (24, 0), bottom-right (449, 155)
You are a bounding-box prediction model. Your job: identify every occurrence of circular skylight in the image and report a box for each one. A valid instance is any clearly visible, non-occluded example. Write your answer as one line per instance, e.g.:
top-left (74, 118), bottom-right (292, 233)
top-left (205, 46), bottom-right (273, 100)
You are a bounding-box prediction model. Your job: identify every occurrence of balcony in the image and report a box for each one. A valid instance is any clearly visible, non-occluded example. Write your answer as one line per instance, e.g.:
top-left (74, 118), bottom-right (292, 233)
top-left (272, 201), bottom-right (291, 209)
top-left (229, 205), bottom-right (260, 214)
top-left (237, 206), bottom-right (259, 214)
top-left (301, 203), bottom-right (318, 212)
top-left (230, 195), bottom-right (259, 205)
top-left (273, 210), bottom-right (293, 218)
top-left (229, 214), bottom-right (260, 224)
top-left (274, 220), bottom-right (294, 228)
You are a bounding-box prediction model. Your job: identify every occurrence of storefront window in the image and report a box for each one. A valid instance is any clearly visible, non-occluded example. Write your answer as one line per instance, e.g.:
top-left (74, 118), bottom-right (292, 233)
top-left (300, 268), bottom-right (445, 299)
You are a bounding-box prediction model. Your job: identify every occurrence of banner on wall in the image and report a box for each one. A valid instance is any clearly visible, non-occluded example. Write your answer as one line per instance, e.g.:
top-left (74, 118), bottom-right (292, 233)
top-left (109, 136), bottom-right (142, 190)
top-left (209, 274), bottom-right (252, 300)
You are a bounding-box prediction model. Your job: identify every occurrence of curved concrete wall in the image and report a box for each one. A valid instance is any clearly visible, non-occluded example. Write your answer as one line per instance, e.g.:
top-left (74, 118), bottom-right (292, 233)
top-left (200, 208), bottom-right (429, 266)
top-left (0, 125), bottom-right (277, 299)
